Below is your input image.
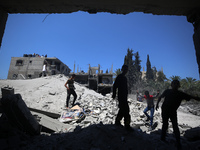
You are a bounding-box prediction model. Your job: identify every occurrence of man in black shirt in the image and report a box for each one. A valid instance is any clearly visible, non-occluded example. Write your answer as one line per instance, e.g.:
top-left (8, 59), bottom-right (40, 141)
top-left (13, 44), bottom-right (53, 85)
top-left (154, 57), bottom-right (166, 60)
top-left (156, 80), bottom-right (200, 149)
top-left (112, 65), bottom-right (132, 131)
top-left (64, 74), bottom-right (77, 108)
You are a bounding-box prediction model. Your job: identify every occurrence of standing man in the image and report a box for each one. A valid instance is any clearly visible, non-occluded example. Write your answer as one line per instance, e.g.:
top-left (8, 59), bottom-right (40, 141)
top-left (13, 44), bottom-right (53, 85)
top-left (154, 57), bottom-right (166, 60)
top-left (64, 74), bottom-right (77, 108)
top-left (156, 80), bottom-right (200, 150)
top-left (112, 65), bottom-right (132, 131)
top-left (42, 63), bottom-right (47, 77)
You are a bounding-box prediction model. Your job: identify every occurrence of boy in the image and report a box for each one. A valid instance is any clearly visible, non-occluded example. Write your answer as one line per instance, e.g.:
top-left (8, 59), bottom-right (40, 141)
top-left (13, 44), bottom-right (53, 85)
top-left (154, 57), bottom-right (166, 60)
top-left (156, 80), bottom-right (200, 149)
top-left (138, 90), bottom-right (159, 130)
top-left (64, 74), bottom-right (77, 108)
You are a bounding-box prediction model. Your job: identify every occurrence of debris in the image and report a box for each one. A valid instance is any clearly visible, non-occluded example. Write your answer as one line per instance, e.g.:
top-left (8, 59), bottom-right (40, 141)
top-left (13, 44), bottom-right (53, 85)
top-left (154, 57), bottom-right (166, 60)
top-left (1, 75), bottom-right (200, 149)
top-left (0, 94), bottom-right (40, 135)
top-left (31, 111), bottom-right (71, 133)
top-left (28, 107), bottom-right (60, 119)
top-left (1, 86), bottom-right (14, 98)
top-left (59, 105), bottom-right (86, 123)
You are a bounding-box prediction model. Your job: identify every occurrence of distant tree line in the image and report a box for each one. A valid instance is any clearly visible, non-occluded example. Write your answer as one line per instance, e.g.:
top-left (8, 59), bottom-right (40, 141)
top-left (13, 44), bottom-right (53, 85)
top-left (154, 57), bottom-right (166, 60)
top-left (113, 48), bottom-right (200, 96)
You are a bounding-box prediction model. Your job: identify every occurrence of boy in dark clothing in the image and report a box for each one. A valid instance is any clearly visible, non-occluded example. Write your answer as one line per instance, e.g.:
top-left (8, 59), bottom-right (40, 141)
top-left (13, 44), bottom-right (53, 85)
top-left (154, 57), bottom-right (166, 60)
top-left (112, 65), bottom-right (132, 131)
top-left (64, 74), bottom-right (77, 108)
top-left (156, 80), bottom-right (200, 149)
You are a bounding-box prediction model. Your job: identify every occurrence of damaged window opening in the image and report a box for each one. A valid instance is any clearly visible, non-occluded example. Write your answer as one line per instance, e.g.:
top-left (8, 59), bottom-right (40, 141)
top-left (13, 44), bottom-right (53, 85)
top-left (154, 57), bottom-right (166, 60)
top-left (16, 60), bottom-right (23, 66)
top-left (28, 74), bottom-right (32, 79)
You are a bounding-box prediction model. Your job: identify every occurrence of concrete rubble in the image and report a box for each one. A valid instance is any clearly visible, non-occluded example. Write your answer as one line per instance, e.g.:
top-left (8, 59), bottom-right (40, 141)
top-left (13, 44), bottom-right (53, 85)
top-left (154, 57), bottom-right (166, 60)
top-left (0, 74), bottom-right (200, 149)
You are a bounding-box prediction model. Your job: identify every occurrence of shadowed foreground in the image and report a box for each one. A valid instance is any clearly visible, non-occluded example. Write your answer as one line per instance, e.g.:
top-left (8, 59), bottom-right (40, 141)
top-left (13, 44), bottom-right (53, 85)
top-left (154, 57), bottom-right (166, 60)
top-left (4, 123), bottom-right (198, 150)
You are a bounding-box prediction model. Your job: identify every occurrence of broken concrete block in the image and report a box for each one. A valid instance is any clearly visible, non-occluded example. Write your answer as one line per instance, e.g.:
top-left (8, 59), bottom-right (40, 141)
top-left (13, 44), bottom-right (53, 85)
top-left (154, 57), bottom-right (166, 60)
top-left (28, 107), bottom-right (60, 118)
top-left (31, 111), bottom-right (71, 133)
top-left (0, 94), bottom-right (40, 135)
top-left (1, 86), bottom-right (14, 98)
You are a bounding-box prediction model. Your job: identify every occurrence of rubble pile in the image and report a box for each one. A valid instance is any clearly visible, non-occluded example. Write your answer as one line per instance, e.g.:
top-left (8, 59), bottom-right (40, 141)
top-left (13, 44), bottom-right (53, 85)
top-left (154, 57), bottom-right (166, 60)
top-left (1, 74), bottom-right (200, 150)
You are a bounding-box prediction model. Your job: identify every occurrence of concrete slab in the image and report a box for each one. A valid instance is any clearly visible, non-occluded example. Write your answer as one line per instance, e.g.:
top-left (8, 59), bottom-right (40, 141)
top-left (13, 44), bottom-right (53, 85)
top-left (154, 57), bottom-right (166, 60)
top-left (29, 107), bottom-right (60, 119)
top-left (31, 111), bottom-right (72, 133)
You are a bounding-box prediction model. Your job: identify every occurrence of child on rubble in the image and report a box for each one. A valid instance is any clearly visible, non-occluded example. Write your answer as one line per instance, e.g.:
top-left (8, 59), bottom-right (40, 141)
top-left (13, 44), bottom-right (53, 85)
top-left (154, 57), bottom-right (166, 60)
top-left (64, 74), bottom-right (77, 109)
top-left (138, 90), bottom-right (159, 130)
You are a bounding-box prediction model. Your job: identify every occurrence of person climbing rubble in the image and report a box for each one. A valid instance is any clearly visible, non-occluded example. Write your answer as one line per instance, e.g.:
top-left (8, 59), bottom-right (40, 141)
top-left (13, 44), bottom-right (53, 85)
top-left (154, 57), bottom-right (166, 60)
top-left (64, 74), bottom-right (77, 108)
top-left (156, 80), bottom-right (200, 150)
top-left (138, 90), bottom-right (159, 130)
top-left (112, 65), bottom-right (132, 131)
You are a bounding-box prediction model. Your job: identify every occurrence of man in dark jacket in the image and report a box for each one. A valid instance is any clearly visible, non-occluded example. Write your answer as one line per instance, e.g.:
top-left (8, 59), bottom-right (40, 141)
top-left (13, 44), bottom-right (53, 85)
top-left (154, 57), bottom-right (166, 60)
top-left (156, 80), bottom-right (200, 149)
top-left (112, 65), bottom-right (132, 131)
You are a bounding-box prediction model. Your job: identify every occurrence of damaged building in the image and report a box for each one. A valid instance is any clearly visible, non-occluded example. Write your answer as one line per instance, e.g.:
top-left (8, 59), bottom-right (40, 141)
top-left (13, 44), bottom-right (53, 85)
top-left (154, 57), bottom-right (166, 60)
top-left (7, 54), bottom-right (71, 79)
top-left (70, 64), bottom-right (113, 95)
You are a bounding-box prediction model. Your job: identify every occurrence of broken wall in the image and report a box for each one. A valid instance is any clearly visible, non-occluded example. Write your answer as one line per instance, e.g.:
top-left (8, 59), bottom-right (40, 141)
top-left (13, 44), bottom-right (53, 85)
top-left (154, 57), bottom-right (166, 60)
top-left (7, 57), bottom-right (45, 79)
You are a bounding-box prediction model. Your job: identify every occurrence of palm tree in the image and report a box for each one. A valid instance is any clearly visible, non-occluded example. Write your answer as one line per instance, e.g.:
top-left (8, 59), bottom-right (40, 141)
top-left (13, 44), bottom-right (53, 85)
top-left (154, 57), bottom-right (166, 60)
top-left (170, 75), bottom-right (181, 81)
top-left (181, 77), bottom-right (197, 94)
top-left (185, 77), bottom-right (196, 89)
top-left (113, 68), bottom-right (121, 82)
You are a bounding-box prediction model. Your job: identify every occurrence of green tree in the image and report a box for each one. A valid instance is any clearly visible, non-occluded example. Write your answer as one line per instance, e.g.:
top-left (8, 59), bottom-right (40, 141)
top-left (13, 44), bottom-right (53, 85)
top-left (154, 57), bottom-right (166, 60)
top-left (124, 48), bottom-right (134, 69)
top-left (157, 70), bottom-right (167, 82)
top-left (124, 48), bottom-right (135, 93)
top-left (134, 52), bottom-right (142, 72)
top-left (185, 77), bottom-right (196, 89)
top-left (146, 55), bottom-right (154, 81)
top-left (134, 51), bottom-right (142, 80)
top-left (181, 77), bottom-right (197, 95)
top-left (132, 51), bottom-right (142, 91)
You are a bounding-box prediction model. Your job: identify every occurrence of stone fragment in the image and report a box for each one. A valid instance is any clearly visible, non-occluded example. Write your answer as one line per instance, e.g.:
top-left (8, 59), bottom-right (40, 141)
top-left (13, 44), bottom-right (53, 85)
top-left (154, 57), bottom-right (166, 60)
top-left (49, 91), bottom-right (56, 95)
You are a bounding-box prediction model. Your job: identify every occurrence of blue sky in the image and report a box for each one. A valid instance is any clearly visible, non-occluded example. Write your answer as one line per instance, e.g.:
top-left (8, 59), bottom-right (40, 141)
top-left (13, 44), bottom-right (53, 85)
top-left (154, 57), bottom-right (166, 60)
top-left (0, 11), bottom-right (199, 80)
